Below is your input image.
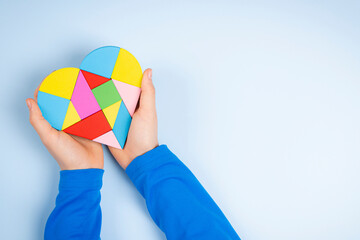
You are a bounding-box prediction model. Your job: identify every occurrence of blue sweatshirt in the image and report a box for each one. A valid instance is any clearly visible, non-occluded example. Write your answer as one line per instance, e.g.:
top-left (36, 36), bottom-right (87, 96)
top-left (44, 145), bottom-right (240, 240)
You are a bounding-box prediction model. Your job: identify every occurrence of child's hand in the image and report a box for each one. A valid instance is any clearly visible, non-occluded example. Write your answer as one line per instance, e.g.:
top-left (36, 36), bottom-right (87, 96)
top-left (26, 84), bottom-right (103, 170)
top-left (109, 69), bottom-right (159, 169)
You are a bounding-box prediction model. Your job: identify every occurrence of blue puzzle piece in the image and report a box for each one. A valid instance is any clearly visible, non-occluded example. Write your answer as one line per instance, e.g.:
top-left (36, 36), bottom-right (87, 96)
top-left (113, 101), bottom-right (132, 148)
top-left (37, 91), bottom-right (70, 130)
top-left (80, 46), bottom-right (120, 79)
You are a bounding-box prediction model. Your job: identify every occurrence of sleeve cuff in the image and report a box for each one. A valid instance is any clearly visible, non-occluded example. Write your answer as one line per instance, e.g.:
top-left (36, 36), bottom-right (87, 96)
top-left (59, 169), bottom-right (104, 191)
top-left (125, 145), bottom-right (179, 182)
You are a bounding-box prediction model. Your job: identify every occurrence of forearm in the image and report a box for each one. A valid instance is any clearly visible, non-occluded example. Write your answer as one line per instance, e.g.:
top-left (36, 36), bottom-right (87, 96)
top-left (126, 145), bottom-right (240, 240)
top-left (44, 169), bottom-right (103, 240)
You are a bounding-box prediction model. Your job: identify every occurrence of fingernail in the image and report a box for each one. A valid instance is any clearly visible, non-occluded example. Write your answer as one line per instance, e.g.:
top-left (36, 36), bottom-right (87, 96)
top-left (148, 69), bottom-right (152, 79)
top-left (26, 99), bottom-right (32, 110)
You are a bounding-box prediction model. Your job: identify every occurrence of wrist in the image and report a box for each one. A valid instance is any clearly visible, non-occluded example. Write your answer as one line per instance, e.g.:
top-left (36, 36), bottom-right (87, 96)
top-left (124, 143), bottom-right (159, 169)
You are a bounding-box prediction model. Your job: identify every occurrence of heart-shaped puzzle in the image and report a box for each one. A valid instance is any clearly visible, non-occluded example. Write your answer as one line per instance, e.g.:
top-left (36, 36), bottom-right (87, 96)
top-left (37, 46), bottom-right (142, 149)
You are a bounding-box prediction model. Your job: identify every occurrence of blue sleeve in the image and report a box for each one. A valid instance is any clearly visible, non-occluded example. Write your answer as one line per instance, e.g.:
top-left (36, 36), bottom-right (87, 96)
top-left (126, 145), bottom-right (241, 240)
top-left (44, 169), bottom-right (104, 240)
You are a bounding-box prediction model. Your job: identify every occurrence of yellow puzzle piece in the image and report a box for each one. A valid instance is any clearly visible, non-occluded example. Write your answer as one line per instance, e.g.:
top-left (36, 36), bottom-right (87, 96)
top-left (39, 68), bottom-right (79, 99)
top-left (62, 101), bottom-right (81, 130)
top-left (111, 49), bottom-right (142, 87)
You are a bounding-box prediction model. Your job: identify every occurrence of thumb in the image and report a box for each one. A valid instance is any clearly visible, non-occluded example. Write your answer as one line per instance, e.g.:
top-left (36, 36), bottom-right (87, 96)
top-left (26, 98), bottom-right (57, 141)
top-left (139, 69), bottom-right (156, 112)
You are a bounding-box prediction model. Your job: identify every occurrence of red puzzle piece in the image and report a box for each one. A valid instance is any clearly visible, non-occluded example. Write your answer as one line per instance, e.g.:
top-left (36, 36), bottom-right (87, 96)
top-left (81, 70), bottom-right (111, 89)
top-left (63, 110), bottom-right (112, 139)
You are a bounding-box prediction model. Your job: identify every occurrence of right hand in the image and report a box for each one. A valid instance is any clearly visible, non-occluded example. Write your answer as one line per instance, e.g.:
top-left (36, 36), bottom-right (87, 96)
top-left (26, 82), bottom-right (104, 170)
top-left (109, 68), bottom-right (159, 169)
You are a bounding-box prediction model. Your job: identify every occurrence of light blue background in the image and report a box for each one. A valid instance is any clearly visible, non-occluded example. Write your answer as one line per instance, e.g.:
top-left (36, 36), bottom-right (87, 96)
top-left (1, 1), bottom-right (359, 239)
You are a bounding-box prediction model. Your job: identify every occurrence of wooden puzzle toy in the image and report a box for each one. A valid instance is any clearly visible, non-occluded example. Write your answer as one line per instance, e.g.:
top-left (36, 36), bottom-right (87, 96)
top-left (37, 46), bottom-right (142, 149)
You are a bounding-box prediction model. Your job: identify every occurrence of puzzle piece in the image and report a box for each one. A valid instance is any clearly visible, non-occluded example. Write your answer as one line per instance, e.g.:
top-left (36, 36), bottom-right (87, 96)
top-left (63, 110), bottom-right (112, 140)
top-left (62, 101), bottom-right (81, 130)
top-left (82, 70), bottom-right (111, 89)
top-left (92, 80), bottom-right (121, 109)
top-left (113, 80), bottom-right (141, 116)
top-left (37, 47), bottom-right (142, 149)
top-left (80, 46), bottom-right (120, 78)
top-left (102, 100), bottom-right (122, 128)
top-left (39, 68), bottom-right (79, 99)
top-left (71, 70), bottom-right (101, 119)
top-left (113, 101), bottom-right (132, 148)
top-left (37, 91), bottom-right (70, 130)
top-left (93, 131), bottom-right (121, 149)
top-left (111, 48), bottom-right (142, 87)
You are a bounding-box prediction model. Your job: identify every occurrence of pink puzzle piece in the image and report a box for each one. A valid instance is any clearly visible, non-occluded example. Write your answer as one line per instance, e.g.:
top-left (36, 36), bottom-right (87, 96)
top-left (71, 71), bottom-right (101, 119)
top-left (93, 130), bottom-right (121, 148)
top-left (113, 80), bottom-right (141, 116)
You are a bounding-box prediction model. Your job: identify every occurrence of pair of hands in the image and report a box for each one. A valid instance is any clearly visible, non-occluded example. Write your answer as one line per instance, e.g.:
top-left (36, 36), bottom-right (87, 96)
top-left (26, 69), bottom-right (158, 170)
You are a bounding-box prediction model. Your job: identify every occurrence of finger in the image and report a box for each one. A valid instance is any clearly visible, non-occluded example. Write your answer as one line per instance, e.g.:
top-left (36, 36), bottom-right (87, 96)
top-left (34, 83), bottom-right (41, 101)
top-left (27, 98), bottom-right (57, 141)
top-left (139, 68), bottom-right (156, 111)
